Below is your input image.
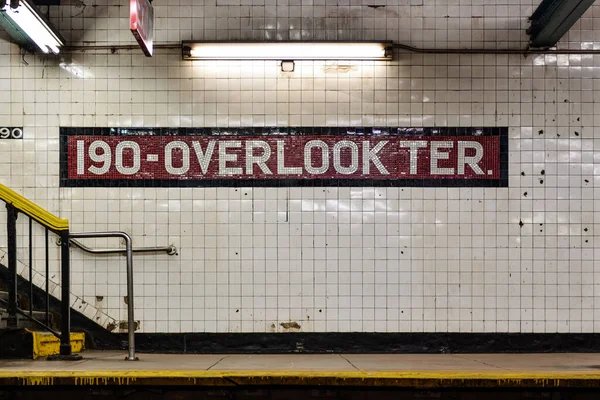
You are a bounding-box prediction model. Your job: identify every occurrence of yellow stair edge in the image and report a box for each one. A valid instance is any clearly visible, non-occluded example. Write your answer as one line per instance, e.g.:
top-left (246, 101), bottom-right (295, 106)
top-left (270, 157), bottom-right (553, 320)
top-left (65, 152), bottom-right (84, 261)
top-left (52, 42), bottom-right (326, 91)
top-left (0, 184), bottom-right (69, 232)
top-left (26, 330), bottom-right (85, 360)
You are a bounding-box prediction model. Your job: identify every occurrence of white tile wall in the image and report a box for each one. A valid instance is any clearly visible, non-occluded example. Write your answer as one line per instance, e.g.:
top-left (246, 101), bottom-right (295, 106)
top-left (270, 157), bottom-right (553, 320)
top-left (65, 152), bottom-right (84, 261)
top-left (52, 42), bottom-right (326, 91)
top-left (0, 0), bottom-right (599, 333)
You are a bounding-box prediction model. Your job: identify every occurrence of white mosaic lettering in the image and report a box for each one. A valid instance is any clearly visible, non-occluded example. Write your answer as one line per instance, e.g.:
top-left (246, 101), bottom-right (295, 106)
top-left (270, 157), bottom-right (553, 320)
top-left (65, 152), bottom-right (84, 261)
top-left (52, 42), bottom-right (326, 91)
top-left (362, 141), bottom-right (389, 175)
top-left (77, 140), bottom-right (85, 175)
top-left (219, 140), bottom-right (242, 175)
top-left (277, 140), bottom-right (302, 175)
top-left (115, 141), bottom-right (141, 175)
top-left (399, 141), bottom-right (427, 174)
top-left (458, 141), bottom-right (484, 175)
top-left (333, 140), bottom-right (359, 175)
top-left (430, 141), bottom-right (454, 175)
top-left (165, 141), bottom-right (190, 175)
top-left (88, 140), bottom-right (112, 175)
top-left (246, 140), bottom-right (272, 175)
top-left (192, 141), bottom-right (216, 174)
top-left (304, 140), bottom-right (329, 174)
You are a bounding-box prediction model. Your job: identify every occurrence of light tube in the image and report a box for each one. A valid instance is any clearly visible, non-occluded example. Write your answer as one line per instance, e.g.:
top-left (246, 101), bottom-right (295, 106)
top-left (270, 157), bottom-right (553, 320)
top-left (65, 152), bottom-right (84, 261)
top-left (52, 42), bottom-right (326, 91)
top-left (1, 0), bottom-right (64, 54)
top-left (182, 41), bottom-right (393, 61)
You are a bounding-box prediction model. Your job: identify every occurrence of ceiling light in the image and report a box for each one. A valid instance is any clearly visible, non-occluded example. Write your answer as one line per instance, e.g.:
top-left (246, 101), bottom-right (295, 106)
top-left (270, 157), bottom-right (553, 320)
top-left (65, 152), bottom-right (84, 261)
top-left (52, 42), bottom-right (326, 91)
top-left (0, 0), bottom-right (64, 54)
top-left (182, 41), bottom-right (393, 61)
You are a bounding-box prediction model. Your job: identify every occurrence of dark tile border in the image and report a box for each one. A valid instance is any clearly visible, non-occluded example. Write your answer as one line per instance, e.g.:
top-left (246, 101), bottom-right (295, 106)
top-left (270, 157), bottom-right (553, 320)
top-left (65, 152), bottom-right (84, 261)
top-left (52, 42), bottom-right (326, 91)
top-left (105, 332), bottom-right (600, 354)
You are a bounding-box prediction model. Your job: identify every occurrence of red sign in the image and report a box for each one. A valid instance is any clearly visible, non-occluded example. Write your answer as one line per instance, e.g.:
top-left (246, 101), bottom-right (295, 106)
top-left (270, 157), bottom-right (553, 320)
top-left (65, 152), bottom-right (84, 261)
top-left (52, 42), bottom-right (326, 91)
top-left (63, 130), bottom-right (506, 187)
top-left (130, 0), bottom-right (153, 57)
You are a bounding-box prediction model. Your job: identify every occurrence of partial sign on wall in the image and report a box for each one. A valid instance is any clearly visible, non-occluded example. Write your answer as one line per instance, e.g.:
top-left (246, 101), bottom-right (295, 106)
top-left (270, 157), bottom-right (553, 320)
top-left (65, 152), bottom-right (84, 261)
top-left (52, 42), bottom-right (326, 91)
top-left (0, 127), bottom-right (23, 139)
top-left (60, 127), bottom-right (508, 187)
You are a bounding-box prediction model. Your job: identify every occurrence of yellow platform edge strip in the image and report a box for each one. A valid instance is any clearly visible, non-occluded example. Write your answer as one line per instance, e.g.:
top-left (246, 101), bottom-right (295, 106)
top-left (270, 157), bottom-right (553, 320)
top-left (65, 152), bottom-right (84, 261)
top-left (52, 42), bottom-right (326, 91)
top-left (28, 331), bottom-right (85, 360)
top-left (2, 370), bottom-right (600, 387)
top-left (0, 184), bottom-right (68, 231)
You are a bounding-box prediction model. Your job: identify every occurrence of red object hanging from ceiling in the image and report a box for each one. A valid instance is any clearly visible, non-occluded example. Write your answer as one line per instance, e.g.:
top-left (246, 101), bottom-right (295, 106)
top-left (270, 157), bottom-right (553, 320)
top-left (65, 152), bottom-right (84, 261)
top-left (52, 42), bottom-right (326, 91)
top-left (130, 0), bottom-right (153, 57)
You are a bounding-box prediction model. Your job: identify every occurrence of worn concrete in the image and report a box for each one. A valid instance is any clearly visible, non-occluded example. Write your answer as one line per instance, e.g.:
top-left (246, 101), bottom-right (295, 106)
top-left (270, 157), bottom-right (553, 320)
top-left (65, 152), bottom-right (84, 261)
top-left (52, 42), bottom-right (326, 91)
top-left (2, 351), bottom-right (600, 372)
top-left (1, 352), bottom-right (600, 388)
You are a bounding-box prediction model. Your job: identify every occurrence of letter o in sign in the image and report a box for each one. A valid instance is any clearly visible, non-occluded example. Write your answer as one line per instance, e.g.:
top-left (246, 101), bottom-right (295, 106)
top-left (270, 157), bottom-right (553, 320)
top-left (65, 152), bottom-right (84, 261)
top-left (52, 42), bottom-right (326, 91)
top-left (304, 140), bottom-right (329, 174)
top-left (333, 140), bottom-right (359, 175)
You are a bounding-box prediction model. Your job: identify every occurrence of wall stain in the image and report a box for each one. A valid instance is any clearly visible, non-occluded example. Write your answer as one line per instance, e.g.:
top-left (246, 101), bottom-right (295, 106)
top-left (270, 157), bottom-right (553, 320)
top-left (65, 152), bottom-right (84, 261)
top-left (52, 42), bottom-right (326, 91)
top-left (119, 321), bottom-right (140, 331)
top-left (280, 322), bottom-right (301, 330)
top-left (324, 64), bottom-right (356, 74)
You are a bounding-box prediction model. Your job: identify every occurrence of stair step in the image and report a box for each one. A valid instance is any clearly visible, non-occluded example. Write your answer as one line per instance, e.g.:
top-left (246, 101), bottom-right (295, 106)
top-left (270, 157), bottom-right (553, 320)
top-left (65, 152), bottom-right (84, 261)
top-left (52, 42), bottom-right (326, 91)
top-left (0, 308), bottom-right (55, 330)
top-left (0, 309), bottom-right (49, 321)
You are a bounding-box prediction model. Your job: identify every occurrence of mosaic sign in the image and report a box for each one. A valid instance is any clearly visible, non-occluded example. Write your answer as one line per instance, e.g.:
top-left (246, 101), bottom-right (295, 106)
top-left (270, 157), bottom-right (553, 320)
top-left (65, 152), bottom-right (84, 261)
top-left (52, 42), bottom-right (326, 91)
top-left (0, 127), bottom-right (23, 139)
top-left (60, 127), bottom-right (508, 187)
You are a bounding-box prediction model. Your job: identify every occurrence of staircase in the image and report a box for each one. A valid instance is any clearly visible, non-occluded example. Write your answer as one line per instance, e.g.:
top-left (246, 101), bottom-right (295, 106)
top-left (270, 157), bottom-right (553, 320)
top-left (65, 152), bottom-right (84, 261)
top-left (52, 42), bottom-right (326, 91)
top-left (0, 184), bottom-right (174, 360)
top-left (0, 290), bottom-right (44, 330)
top-left (0, 184), bottom-right (85, 360)
top-left (0, 287), bottom-right (85, 359)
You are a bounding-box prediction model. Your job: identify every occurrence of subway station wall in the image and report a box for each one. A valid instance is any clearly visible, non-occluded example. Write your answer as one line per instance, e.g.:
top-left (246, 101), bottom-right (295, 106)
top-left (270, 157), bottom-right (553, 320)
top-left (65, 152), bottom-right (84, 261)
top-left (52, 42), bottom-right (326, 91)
top-left (0, 0), bottom-right (599, 334)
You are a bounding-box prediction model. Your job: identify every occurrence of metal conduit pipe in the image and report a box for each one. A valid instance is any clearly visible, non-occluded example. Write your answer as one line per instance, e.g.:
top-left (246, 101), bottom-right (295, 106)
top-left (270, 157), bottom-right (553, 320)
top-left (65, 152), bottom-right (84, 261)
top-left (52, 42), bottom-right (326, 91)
top-left (393, 43), bottom-right (600, 55)
top-left (63, 43), bottom-right (181, 52)
top-left (62, 42), bottom-right (600, 55)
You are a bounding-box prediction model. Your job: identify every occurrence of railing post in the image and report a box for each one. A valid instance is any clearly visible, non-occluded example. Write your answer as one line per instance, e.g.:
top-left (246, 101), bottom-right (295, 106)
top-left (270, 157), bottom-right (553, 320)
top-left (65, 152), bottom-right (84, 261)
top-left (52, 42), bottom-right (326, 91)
top-left (59, 229), bottom-right (71, 356)
top-left (28, 217), bottom-right (33, 317)
top-left (123, 233), bottom-right (137, 361)
top-left (6, 204), bottom-right (17, 328)
top-left (45, 228), bottom-right (50, 327)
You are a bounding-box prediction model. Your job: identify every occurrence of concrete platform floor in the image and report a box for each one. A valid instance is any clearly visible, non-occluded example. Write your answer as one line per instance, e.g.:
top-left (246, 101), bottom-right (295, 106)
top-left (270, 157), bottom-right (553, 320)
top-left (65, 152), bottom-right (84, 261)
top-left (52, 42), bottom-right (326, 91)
top-left (2, 352), bottom-right (600, 388)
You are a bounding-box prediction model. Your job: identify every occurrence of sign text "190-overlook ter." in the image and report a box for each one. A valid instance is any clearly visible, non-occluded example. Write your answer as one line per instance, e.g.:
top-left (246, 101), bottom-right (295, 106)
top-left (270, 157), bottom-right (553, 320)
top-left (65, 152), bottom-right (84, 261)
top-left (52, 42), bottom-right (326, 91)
top-left (60, 127), bottom-right (508, 187)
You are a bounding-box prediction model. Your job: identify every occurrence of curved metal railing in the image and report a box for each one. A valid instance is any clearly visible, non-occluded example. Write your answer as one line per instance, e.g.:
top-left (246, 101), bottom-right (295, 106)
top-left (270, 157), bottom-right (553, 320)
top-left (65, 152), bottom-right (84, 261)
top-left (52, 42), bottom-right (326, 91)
top-left (67, 239), bottom-right (177, 256)
top-left (65, 235), bottom-right (178, 361)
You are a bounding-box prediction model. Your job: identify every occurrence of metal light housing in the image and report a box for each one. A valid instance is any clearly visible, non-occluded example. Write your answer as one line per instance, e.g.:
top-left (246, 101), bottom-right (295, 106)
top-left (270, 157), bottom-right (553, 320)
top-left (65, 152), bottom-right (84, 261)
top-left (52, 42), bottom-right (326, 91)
top-left (528, 0), bottom-right (595, 48)
top-left (0, 0), bottom-right (65, 54)
top-left (182, 41), bottom-right (393, 61)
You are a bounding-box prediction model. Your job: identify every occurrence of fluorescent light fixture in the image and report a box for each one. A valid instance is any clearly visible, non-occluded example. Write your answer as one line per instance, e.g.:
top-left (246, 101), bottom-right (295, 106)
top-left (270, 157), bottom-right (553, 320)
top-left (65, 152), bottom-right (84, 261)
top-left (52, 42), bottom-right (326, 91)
top-left (182, 41), bottom-right (393, 61)
top-left (0, 0), bottom-right (64, 54)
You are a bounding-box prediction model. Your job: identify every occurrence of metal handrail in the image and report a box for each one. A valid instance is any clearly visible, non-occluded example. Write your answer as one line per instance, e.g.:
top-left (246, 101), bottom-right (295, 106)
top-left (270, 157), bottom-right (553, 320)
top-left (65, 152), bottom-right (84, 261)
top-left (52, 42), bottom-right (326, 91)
top-left (0, 184), bottom-right (69, 232)
top-left (69, 232), bottom-right (138, 361)
top-left (2, 199), bottom-right (74, 359)
top-left (67, 239), bottom-right (177, 256)
top-left (63, 235), bottom-right (176, 361)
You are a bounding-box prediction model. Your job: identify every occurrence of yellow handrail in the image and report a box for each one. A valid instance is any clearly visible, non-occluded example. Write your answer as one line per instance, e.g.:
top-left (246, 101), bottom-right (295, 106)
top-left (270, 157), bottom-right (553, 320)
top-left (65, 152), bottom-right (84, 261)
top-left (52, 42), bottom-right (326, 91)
top-left (0, 184), bottom-right (68, 232)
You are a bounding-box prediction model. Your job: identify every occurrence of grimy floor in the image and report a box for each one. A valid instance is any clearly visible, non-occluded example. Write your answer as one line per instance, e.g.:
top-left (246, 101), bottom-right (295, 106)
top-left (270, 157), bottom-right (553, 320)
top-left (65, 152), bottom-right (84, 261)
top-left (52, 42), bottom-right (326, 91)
top-left (1, 351), bottom-right (600, 389)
